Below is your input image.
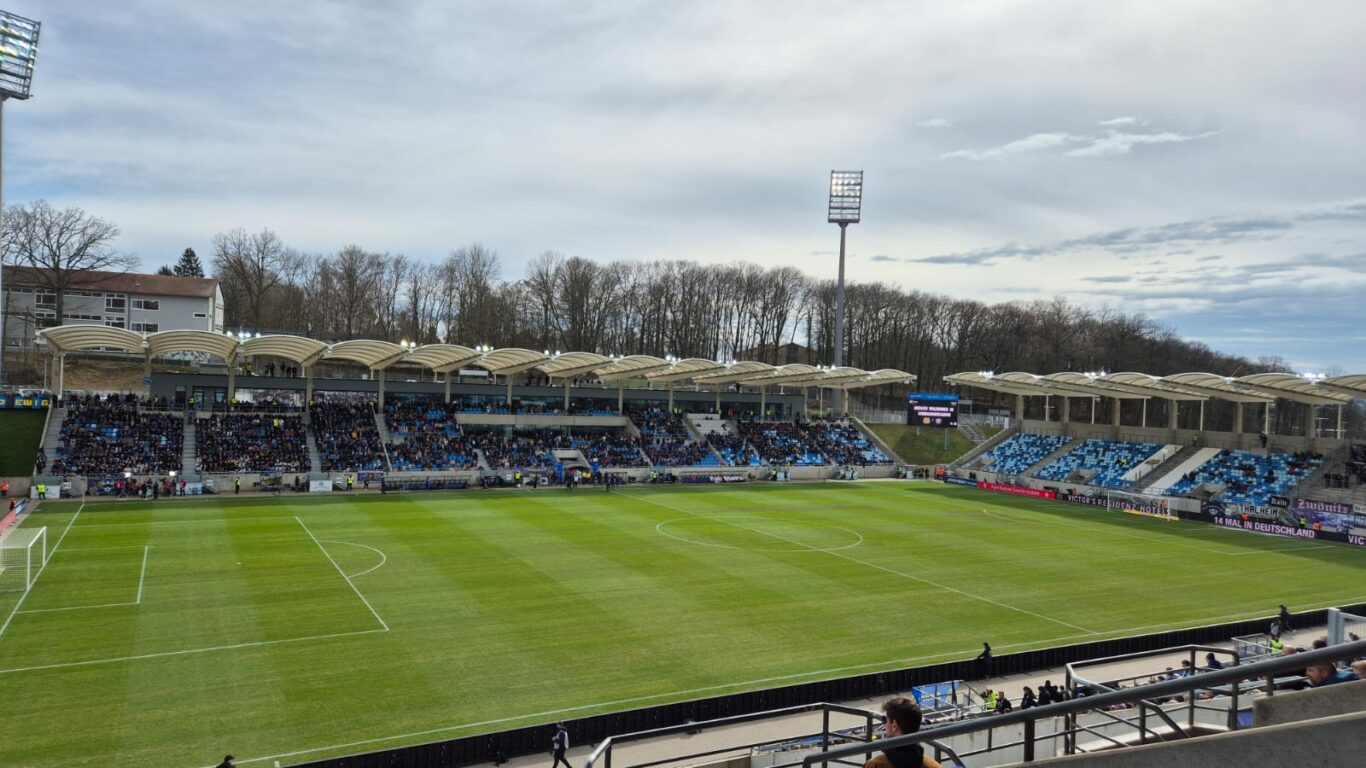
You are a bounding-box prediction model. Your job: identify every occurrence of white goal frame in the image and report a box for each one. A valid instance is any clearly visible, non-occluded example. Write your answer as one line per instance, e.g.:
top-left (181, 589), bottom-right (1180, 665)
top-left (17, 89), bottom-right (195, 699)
top-left (0, 527), bottom-right (49, 592)
top-left (1102, 489), bottom-right (1176, 521)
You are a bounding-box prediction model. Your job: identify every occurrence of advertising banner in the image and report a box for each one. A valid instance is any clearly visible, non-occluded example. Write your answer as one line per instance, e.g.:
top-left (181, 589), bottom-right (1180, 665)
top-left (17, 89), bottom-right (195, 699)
top-left (943, 476), bottom-right (979, 488)
top-left (681, 473), bottom-right (747, 484)
top-left (978, 481), bottom-right (1056, 500)
top-left (309, 480), bottom-right (333, 493)
top-left (1290, 497), bottom-right (1365, 535)
top-left (0, 395), bottom-right (50, 409)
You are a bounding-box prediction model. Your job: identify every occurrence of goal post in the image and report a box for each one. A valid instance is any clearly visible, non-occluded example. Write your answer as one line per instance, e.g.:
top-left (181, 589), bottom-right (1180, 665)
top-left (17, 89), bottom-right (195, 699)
top-left (0, 527), bottom-right (49, 592)
top-left (1102, 489), bottom-right (1176, 521)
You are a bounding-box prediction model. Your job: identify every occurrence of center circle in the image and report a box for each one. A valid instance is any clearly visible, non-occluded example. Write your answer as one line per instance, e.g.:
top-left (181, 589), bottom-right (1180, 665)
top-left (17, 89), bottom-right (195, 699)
top-left (655, 516), bottom-right (864, 552)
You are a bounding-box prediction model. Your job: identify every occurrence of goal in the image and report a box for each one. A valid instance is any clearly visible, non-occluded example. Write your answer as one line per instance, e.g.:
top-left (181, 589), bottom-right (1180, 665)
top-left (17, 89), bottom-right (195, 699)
top-left (0, 527), bottom-right (48, 592)
top-left (1102, 489), bottom-right (1176, 521)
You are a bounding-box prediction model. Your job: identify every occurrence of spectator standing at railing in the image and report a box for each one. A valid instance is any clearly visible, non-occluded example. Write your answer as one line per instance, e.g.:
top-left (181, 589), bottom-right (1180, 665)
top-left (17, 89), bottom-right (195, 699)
top-left (550, 723), bottom-right (571, 768)
top-left (865, 697), bottom-right (941, 768)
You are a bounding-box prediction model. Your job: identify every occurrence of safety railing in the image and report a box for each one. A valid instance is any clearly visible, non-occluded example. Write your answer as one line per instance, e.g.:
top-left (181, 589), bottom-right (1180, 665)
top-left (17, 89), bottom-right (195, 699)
top-left (798, 637), bottom-right (1366, 768)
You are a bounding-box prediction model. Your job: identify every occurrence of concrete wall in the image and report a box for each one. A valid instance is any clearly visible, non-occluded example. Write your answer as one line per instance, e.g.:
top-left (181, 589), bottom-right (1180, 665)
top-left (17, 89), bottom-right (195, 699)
top-left (1253, 678), bottom-right (1366, 727)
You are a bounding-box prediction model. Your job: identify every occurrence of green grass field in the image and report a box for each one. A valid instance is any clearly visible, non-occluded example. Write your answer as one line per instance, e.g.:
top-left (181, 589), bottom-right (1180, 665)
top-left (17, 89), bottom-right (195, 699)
top-left (1, 482), bottom-right (1362, 767)
top-left (864, 423), bottom-right (994, 465)
top-left (0, 410), bottom-right (46, 476)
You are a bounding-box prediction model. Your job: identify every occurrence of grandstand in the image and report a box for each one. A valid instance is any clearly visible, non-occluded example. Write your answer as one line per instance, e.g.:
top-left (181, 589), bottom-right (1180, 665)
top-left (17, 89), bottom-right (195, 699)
top-left (194, 412), bottom-right (309, 473)
top-left (384, 402), bottom-right (479, 471)
top-left (976, 433), bottom-right (1072, 474)
top-left (1165, 448), bottom-right (1322, 507)
top-left (1035, 438), bottom-right (1164, 488)
top-left (310, 400), bottom-right (386, 472)
top-left (738, 420), bottom-right (827, 466)
top-left (51, 398), bottom-right (183, 476)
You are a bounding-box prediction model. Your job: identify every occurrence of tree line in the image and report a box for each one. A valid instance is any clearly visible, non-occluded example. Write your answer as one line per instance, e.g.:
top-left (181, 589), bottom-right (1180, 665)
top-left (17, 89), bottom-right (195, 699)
top-left (3, 201), bottom-right (1284, 394)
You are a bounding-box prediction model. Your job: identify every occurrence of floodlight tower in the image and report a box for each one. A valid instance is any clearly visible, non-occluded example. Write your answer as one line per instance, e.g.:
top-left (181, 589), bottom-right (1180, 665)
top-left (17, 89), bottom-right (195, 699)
top-left (0, 9), bottom-right (41, 387)
top-left (827, 170), bottom-right (862, 414)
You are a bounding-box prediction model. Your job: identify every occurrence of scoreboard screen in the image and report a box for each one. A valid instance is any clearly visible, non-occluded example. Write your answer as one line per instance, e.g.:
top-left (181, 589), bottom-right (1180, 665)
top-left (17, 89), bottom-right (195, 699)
top-left (907, 392), bottom-right (959, 428)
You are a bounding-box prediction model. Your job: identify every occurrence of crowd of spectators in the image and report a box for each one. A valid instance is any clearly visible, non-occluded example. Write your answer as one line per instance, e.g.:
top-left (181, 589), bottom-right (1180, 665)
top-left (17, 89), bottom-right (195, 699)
top-left (1325, 444), bottom-right (1366, 488)
top-left (384, 402), bottom-right (478, 471)
top-left (737, 420), bottom-right (827, 466)
top-left (196, 414), bottom-right (309, 473)
top-left (631, 408), bottom-right (717, 466)
top-left (53, 397), bottom-right (184, 475)
top-left (310, 400), bottom-right (385, 472)
top-left (1168, 448), bottom-right (1322, 506)
top-left (468, 429), bottom-right (560, 469)
top-left (570, 433), bottom-right (646, 466)
top-left (706, 429), bottom-right (760, 466)
top-left (803, 421), bottom-right (891, 466)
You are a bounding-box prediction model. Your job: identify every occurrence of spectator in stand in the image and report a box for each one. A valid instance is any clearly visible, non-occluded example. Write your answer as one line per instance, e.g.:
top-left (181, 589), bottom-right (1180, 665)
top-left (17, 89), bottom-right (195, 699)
top-left (1019, 686), bottom-right (1037, 709)
top-left (311, 399), bottom-right (384, 472)
top-left (196, 413), bottom-right (308, 473)
top-left (53, 397), bottom-right (184, 475)
top-left (864, 697), bottom-right (941, 768)
top-left (1306, 661), bottom-right (1359, 687)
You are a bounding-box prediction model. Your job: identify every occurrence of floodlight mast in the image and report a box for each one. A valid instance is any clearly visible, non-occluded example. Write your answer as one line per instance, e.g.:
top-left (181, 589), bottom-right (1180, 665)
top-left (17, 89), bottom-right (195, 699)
top-left (827, 170), bottom-right (862, 415)
top-left (0, 9), bottom-right (41, 388)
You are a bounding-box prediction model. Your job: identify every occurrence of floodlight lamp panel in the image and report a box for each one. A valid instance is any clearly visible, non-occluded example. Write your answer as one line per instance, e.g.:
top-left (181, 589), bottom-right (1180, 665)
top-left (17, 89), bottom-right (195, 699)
top-left (0, 9), bottom-right (40, 101)
top-left (827, 170), bottom-right (864, 224)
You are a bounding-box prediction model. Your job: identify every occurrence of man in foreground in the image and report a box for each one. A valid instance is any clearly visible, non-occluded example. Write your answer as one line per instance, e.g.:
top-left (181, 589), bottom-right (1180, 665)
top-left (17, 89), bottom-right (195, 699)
top-left (864, 697), bottom-right (942, 768)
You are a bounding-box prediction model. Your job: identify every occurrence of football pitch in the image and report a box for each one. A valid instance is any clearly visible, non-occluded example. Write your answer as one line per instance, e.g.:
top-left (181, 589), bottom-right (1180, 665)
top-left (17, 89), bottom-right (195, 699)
top-left (1, 482), bottom-right (1362, 767)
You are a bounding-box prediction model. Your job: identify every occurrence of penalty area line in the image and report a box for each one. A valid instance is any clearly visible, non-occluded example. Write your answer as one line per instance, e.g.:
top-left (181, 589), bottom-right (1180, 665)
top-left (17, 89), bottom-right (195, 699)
top-left (297, 517), bottom-right (389, 631)
top-left (0, 501), bottom-right (85, 641)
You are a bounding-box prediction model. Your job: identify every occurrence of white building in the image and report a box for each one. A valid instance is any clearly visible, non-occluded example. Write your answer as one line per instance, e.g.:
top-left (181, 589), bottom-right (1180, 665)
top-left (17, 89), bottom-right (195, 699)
top-left (2, 266), bottom-right (224, 349)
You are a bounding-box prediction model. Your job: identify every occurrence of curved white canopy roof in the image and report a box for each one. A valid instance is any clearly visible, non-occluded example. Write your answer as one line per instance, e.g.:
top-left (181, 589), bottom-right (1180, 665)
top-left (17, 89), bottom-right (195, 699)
top-left (323, 339), bottom-right (409, 370)
top-left (405, 344), bottom-right (481, 373)
top-left (37, 325), bottom-right (144, 355)
top-left (146, 330), bottom-right (240, 363)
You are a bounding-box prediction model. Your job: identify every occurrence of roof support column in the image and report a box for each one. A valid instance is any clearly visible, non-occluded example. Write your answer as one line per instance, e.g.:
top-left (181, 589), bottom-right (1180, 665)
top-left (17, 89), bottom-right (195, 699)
top-left (444, 373), bottom-right (451, 404)
top-left (1015, 394), bottom-right (1025, 427)
top-left (506, 375), bottom-right (513, 411)
top-left (1304, 403), bottom-right (1316, 450)
top-left (1234, 404), bottom-right (1244, 450)
top-left (227, 363), bottom-right (236, 402)
top-left (376, 369), bottom-right (385, 409)
top-left (1337, 404), bottom-right (1344, 440)
top-left (1044, 395), bottom-right (1051, 423)
top-left (1264, 402), bottom-right (1272, 441)
top-left (564, 379), bottom-right (570, 413)
top-left (1111, 397), bottom-right (1121, 440)
top-left (305, 365), bottom-right (313, 405)
top-left (1168, 398), bottom-right (1178, 444)
top-left (617, 384), bottom-right (623, 414)
top-left (54, 352), bottom-right (65, 401)
top-left (1199, 400), bottom-right (1205, 432)
top-left (1090, 397), bottom-right (1096, 425)
top-left (143, 351), bottom-right (153, 397)
top-left (1141, 398), bottom-right (1147, 429)
top-left (1060, 396), bottom-right (1070, 432)
top-left (714, 385), bottom-right (721, 415)
top-left (668, 381), bottom-right (675, 413)
top-left (760, 386), bottom-right (766, 418)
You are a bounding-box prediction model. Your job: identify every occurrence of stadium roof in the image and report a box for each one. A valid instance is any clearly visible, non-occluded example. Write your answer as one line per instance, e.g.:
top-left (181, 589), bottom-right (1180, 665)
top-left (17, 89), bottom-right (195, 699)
top-left (323, 340), bottom-right (408, 369)
top-left (537, 352), bottom-right (612, 379)
top-left (468, 348), bottom-right (549, 376)
top-left (946, 369), bottom-right (1361, 407)
top-left (146, 330), bottom-right (239, 363)
top-left (37, 325), bottom-right (144, 355)
top-left (237, 335), bottom-right (329, 366)
top-left (404, 344), bottom-right (481, 373)
top-left (593, 355), bottom-right (672, 382)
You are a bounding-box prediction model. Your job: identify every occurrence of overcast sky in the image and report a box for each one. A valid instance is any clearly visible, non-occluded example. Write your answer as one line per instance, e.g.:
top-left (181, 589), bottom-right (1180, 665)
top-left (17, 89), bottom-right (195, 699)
top-left (9, 1), bottom-right (1366, 370)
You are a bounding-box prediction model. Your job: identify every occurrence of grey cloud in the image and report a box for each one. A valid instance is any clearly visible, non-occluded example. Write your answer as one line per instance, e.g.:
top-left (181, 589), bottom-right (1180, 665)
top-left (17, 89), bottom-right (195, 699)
top-left (1081, 275), bottom-right (1135, 283)
top-left (1063, 130), bottom-right (1218, 158)
top-left (915, 118), bottom-right (953, 128)
top-left (942, 125), bottom-right (1215, 162)
top-left (1196, 255), bottom-right (1223, 262)
top-left (1098, 117), bottom-right (1142, 126)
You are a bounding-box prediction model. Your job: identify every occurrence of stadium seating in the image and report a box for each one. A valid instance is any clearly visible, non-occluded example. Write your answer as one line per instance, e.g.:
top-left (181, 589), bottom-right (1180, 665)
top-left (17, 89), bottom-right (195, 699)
top-left (469, 429), bottom-right (562, 470)
top-left (53, 398), bottom-right (183, 475)
top-left (803, 421), bottom-right (892, 466)
top-left (1036, 439), bottom-right (1163, 488)
top-left (569, 433), bottom-right (646, 467)
top-left (1166, 449), bottom-right (1323, 506)
top-left (384, 402), bottom-right (478, 471)
top-left (738, 421), bottom-right (827, 466)
top-left (631, 408), bottom-right (719, 466)
top-left (981, 433), bottom-right (1072, 474)
top-left (310, 401), bottom-right (385, 472)
top-left (706, 429), bottom-right (761, 466)
top-left (196, 413), bottom-right (309, 473)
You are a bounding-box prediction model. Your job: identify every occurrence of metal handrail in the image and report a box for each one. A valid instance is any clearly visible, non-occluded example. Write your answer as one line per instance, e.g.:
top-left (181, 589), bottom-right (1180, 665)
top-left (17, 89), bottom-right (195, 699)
top-left (800, 639), bottom-right (1366, 768)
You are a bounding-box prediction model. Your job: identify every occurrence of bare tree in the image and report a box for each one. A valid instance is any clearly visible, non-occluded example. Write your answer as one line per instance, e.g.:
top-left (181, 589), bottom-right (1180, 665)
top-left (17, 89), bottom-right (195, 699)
top-left (211, 227), bottom-right (288, 330)
top-left (4, 200), bottom-right (133, 326)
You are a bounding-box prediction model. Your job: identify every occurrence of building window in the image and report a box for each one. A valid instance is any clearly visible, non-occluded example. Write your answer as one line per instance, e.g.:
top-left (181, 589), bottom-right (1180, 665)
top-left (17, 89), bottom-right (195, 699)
top-left (105, 320), bottom-right (126, 329)
top-left (132, 299), bottom-right (160, 311)
top-left (63, 313), bottom-right (102, 321)
top-left (131, 322), bottom-right (160, 333)
top-left (106, 296), bottom-right (126, 311)
top-left (35, 291), bottom-right (56, 308)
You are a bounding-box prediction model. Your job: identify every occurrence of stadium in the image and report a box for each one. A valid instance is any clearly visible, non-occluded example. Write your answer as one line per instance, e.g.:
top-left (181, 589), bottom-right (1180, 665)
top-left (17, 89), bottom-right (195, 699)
top-left (1, 4), bottom-right (1365, 768)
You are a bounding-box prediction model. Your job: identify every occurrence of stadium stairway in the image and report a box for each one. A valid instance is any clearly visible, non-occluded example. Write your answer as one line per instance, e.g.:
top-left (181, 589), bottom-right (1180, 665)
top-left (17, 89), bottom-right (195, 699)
top-left (40, 405), bottom-right (66, 457)
top-left (1131, 444), bottom-right (1201, 492)
top-left (181, 419), bottom-right (196, 474)
top-left (303, 413), bottom-right (323, 474)
top-left (1145, 447), bottom-right (1222, 494)
top-left (1022, 438), bottom-right (1080, 477)
top-left (372, 411), bottom-right (395, 472)
top-left (951, 426), bottom-right (1018, 469)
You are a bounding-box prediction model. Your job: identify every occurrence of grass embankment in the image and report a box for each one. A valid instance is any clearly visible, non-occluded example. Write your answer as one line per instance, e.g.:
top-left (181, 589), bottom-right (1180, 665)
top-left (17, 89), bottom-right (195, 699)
top-left (865, 422), bottom-right (999, 465)
top-left (0, 410), bottom-right (46, 475)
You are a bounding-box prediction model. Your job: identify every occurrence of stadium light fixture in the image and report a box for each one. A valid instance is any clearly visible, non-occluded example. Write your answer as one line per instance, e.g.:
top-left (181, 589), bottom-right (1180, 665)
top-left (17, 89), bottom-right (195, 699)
top-left (827, 170), bottom-right (863, 415)
top-left (0, 9), bottom-right (41, 387)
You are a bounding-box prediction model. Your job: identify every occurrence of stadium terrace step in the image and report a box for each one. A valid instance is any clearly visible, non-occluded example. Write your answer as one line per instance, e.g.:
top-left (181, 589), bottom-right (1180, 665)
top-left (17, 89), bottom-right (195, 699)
top-left (373, 411), bottom-right (394, 472)
top-left (850, 415), bottom-right (903, 463)
top-left (304, 421), bottom-right (323, 474)
top-left (1147, 447), bottom-right (1222, 494)
top-left (1133, 444), bottom-right (1200, 492)
top-left (1021, 436), bottom-right (1078, 477)
top-left (41, 406), bottom-right (66, 456)
top-left (952, 426), bottom-right (1018, 469)
top-left (181, 418), bottom-right (196, 474)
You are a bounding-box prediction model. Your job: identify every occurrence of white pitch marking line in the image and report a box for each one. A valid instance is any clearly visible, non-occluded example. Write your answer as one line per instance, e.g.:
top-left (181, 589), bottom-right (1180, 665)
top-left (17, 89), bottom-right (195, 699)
top-left (0, 628), bottom-right (389, 675)
top-left (319, 539), bottom-right (389, 578)
top-left (211, 591), bottom-right (1366, 768)
top-left (59, 545), bottom-right (147, 552)
top-left (297, 517), bottom-right (389, 631)
top-left (136, 545), bottom-right (149, 603)
top-left (18, 601), bottom-right (139, 615)
top-left (1226, 544), bottom-right (1335, 556)
top-left (623, 491), bottom-right (1095, 635)
top-left (0, 501), bottom-right (84, 641)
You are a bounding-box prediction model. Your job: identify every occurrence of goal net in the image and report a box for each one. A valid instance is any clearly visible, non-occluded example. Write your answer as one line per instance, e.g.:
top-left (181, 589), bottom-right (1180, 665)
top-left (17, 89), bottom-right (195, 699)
top-left (0, 527), bottom-right (48, 593)
top-left (1102, 490), bottom-right (1176, 521)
